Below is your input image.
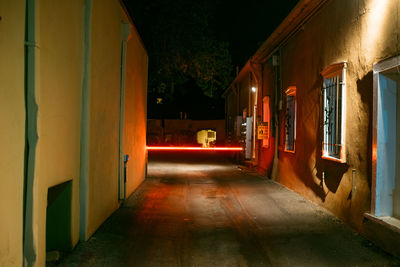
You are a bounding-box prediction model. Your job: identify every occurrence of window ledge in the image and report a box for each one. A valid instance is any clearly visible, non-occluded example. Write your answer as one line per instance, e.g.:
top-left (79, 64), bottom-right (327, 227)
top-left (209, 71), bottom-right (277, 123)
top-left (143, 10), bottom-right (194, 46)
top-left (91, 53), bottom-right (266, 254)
top-left (283, 149), bottom-right (295, 154)
top-left (322, 155), bottom-right (345, 164)
top-left (363, 213), bottom-right (400, 258)
top-left (364, 213), bottom-right (400, 235)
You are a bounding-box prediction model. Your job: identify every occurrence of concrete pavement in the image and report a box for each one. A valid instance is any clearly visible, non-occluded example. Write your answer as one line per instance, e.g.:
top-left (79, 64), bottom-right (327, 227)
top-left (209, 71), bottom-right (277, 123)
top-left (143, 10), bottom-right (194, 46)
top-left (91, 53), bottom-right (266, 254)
top-left (59, 152), bottom-right (400, 266)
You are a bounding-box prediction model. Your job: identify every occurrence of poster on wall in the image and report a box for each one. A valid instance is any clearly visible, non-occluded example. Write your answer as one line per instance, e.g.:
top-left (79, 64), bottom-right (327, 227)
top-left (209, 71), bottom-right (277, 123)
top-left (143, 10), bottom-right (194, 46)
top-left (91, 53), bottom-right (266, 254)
top-left (257, 122), bottom-right (269, 140)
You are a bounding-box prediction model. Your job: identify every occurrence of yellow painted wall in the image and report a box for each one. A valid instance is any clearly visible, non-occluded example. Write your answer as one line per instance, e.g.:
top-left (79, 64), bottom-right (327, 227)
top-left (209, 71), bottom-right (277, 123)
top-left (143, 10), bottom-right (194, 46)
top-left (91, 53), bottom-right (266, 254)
top-left (87, 0), bottom-right (125, 237)
top-left (124, 26), bottom-right (148, 196)
top-left (277, 0), bottom-right (400, 230)
top-left (0, 0), bottom-right (147, 265)
top-left (0, 1), bottom-right (26, 266)
top-left (33, 0), bottom-right (84, 265)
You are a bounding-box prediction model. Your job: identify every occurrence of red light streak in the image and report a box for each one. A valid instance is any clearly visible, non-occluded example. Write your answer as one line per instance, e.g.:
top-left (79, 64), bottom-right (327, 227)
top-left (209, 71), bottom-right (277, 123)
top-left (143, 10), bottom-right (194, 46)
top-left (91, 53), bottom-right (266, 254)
top-left (147, 146), bottom-right (243, 151)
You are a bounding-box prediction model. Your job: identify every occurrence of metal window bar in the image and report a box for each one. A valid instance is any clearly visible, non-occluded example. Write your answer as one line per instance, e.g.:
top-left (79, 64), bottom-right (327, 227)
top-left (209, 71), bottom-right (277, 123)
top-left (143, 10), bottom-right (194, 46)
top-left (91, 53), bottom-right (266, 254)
top-left (330, 76), bottom-right (336, 156)
top-left (336, 75), bottom-right (343, 157)
top-left (323, 75), bottom-right (342, 158)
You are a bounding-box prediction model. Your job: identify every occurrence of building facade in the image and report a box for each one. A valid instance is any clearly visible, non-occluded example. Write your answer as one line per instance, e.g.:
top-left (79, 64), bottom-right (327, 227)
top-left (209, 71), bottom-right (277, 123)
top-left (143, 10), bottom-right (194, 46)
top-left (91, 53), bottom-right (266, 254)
top-left (224, 0), bottom-right (400, 257)
top-left (0, 0), bottom-right (148, 266)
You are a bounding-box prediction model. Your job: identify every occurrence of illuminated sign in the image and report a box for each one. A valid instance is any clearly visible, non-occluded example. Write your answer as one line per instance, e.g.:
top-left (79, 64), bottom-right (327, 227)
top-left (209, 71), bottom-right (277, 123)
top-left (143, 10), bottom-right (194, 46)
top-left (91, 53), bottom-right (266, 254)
top-left (257, 122), bottom-right (269, 139)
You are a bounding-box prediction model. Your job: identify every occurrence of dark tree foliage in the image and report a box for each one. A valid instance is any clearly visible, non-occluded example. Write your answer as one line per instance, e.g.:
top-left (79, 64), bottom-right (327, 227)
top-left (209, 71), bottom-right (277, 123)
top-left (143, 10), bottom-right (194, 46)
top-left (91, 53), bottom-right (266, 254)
top-left (211, 0), bottom-right (299, 68)
top-left (124, 0), bottom-right (232, 106)
top-left (124, 0), bottom-right (297, 119)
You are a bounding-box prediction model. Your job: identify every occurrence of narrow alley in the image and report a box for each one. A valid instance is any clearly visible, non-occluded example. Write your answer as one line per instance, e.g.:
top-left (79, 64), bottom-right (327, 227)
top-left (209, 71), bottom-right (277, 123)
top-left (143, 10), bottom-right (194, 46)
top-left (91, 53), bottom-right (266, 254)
top-left (59, 152), bottom-right (399, 266)
top-left (3, 1), bottom-right (400, 266)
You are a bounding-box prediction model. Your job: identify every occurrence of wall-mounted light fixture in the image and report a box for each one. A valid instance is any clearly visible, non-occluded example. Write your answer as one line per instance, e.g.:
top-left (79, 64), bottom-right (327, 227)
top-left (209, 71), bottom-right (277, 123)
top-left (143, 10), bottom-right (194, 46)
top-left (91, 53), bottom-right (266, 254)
top-left (251, 86), bottom-right (256, 93)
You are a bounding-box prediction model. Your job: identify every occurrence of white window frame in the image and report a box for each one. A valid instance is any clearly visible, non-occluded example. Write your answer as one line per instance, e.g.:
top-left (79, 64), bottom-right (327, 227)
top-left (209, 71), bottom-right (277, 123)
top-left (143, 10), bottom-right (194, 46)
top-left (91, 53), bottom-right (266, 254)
top-left (284, 86), bottom-right (296, 153)
top-left (321, 62), bottom-right (347, 162)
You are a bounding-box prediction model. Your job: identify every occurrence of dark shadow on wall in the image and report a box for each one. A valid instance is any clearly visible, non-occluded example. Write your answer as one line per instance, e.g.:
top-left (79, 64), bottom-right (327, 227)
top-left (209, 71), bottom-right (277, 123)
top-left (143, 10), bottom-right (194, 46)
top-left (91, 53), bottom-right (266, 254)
top-left (290, 75), bottom-right (348, 201)
top-left (311, 78), bottom-right (348, 200)
top-left (301, 79), bottom-right (329, 201)
top-left (312, 71), bottom-right (373, 199)
top-left (356, 71), bottom-right (373, 189)
top-left (313, 75), bottom-right (349, 196)
top-left (315, 160), bottom-right (349, 194)
top-left (279, 76), bottom-right (332, 201)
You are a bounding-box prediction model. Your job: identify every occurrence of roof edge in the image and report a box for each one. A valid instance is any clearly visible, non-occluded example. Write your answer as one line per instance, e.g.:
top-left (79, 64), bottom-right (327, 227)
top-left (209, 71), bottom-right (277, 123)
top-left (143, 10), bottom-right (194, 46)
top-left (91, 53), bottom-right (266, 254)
top-left (253, 0), bottom-right (328, 62)
top-left (119, 0), bottom-right (148, 55)
top-left (222, 61), bottom-right (251, 97)
top-left (223, 0), bottom-right (329, 96)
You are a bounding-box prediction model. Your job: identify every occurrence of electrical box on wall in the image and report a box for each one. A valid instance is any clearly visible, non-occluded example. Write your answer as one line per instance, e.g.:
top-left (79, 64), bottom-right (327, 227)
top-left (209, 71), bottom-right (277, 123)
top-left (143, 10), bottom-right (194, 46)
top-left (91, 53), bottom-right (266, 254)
top-left (272, 55), bottom-right (280, 66)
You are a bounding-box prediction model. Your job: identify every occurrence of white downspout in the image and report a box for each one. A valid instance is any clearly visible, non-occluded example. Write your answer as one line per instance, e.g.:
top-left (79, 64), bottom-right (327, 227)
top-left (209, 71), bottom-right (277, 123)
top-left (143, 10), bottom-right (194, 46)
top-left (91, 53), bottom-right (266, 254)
top-left (79, 0), bottom-right (92, 242)
top-left (119, 23), bottom-right (130, 201)
top-left (23, 0), bottom-right (38, 265)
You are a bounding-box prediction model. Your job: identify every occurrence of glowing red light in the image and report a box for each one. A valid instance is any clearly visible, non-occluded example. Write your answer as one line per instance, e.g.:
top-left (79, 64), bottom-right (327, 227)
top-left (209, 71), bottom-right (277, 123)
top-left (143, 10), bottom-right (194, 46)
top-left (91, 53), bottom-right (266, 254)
top-left (146, 146), bottom-right (243, 151)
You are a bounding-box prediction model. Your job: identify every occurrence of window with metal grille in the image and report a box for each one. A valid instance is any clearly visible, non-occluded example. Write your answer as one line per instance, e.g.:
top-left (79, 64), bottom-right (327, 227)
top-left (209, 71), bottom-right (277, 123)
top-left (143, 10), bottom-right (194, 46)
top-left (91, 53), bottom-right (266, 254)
top-left (285, 87), bottom-right (296, 152)
top-left (321, 62), bottom-right (346, 161)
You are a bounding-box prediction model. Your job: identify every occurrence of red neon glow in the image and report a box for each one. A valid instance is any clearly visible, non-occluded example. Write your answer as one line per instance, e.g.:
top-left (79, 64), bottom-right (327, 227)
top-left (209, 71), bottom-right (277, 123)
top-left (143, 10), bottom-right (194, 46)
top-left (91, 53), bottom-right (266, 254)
top-left (147, 146), bottom-right (243, 151)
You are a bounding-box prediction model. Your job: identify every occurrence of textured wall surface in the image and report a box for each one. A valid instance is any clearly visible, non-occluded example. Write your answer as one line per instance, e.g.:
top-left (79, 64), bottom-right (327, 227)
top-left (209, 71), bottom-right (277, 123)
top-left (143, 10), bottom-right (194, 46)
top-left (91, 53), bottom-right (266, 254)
top-left (277, 0), bottom-right (400, 231)
top-left (0, 0), bottom-right (148, 265)
top-left (87, 0), bottom-right (148, 239)
top-left (34, 0), bottom-right (84, 265)
top-left (88, 0), bottom-right (125, 237)
top-left (0, 1), bottom-right (25, 266)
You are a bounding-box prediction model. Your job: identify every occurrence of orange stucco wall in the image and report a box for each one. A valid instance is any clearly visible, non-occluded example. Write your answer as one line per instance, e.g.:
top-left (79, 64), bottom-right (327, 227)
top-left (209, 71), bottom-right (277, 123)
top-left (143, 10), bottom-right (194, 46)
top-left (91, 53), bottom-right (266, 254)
top-left (224, 0), bottom-right (400, 237)
top-left (256, 63), bottom-right (276, 175)
top-left (276, 0), bottom-right (400, 231)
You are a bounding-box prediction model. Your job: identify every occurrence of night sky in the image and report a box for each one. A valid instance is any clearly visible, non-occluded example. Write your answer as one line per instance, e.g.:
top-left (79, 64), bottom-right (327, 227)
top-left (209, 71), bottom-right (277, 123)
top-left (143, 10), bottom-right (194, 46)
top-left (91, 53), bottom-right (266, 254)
top-left (211, 0), bottom-right (298, 68)
top-left (125, 0), bottom-right (298, 119)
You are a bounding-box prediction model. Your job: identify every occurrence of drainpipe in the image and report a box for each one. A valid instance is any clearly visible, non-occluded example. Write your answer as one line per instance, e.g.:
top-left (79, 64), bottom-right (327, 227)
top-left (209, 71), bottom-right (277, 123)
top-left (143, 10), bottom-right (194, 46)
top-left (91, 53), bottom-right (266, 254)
top-left (271, 51), bottom-right (281, 180)
top-left (119, 23), bottom-right (130, 201)
top-left (253, 73), bottom-right (257, 161)
top-left (252, 84), bottom-right (257, 161)
top-left (249, 62), bottom-right (262, 163)
top-left (23, 0), bottom-right (38, 265)
top-left (235, 85), bottom-right (239, 116)
top-left (248, 73), bottom-right (251, 118)
top-left (79, 0), bottom-right (92, 241)
top-left (259, 64), bottom-right (264, 165)
top-left (123, 154), bottom-right (129, 201)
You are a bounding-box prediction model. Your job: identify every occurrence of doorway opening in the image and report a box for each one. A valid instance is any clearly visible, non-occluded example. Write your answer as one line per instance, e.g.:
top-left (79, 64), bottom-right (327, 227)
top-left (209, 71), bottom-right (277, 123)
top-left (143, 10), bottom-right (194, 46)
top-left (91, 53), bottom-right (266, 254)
top-left (46, 180), bottom-right (72, 258)
top-left (373, 56), bottom-right (400, 218)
